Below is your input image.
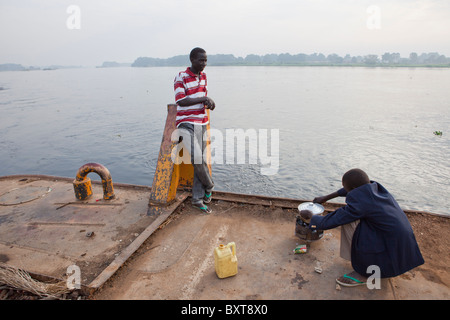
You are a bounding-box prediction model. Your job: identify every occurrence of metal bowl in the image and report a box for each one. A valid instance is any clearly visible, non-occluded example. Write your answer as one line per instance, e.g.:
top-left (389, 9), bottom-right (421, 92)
top-left (298, 202), bottom-right (324, 215)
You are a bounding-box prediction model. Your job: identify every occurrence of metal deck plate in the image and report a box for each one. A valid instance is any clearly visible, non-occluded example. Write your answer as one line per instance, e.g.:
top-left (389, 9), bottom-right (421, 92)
top-left (0, 175), bottom-right (186, 292)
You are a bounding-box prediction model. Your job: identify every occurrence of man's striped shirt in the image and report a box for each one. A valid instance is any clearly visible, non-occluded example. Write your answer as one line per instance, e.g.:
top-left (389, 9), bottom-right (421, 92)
top-left (174, 67), bottom-right (208, 127)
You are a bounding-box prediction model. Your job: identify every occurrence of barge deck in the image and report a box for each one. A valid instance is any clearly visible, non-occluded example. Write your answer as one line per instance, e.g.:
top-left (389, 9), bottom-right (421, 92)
top-left (0, 174), bottom-right (448, 300)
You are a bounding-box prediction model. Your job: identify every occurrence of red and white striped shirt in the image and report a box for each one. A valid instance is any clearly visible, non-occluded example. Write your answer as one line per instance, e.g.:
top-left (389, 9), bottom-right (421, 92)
top-left (174, 67), bottom-right (208, 127)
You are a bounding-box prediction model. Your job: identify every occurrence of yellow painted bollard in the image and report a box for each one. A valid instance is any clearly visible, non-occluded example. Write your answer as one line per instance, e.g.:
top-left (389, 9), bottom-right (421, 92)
top-left (73, 163), bottom-right (115, 200)
top-left (214, 242), bottom-right (238, 279)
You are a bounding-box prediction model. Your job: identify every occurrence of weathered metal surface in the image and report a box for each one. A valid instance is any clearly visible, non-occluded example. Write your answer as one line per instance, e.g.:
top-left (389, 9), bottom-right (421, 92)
top-left (92, 199), bottom-right (450, 300)
top-left (0, 174), bottom-right (185, 293)
top-left (89, 191), bottom-right (189, 292)
top-left (0, 185), bottom-right (51, 206)
top-left (1, 175), bottom-right (449, 299)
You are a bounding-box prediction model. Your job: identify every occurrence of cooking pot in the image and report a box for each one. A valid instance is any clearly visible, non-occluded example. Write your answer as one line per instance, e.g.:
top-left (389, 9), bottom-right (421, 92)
top-left (295, 202), bottom-right (325, 242)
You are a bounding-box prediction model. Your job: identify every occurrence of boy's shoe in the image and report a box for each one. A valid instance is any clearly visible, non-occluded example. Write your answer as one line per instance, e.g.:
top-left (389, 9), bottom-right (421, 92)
top-left (203, 192), bottom-right (212, 204)
top-left (192, 202), bottom-right (212, 214)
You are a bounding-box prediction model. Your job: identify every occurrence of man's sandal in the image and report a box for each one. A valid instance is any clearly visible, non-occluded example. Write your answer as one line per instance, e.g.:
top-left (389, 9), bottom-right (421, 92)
top-left (336, 273), bottom-right (367, 287)
top-left (203, 192), bottom-right (212, 204)
top-left (192, 203), bottom-right (212, 214)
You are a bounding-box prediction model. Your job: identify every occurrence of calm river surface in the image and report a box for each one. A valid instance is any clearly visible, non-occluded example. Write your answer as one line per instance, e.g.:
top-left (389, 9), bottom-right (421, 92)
top-left (0, 66), bottom-right (449, 215)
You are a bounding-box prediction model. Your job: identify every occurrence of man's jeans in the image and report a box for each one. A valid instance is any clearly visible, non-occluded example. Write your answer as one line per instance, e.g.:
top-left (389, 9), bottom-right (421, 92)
top-left (178, 123), bottom-right (214, 205)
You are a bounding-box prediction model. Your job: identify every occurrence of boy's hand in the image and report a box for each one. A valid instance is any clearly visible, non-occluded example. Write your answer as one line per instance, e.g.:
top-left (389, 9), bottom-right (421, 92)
top-left (204, 97), bottom-right (215, 110)
top-left (313, 196), bottom-right (326, 204)
top-left (299, 210), bottom-right (313, 223)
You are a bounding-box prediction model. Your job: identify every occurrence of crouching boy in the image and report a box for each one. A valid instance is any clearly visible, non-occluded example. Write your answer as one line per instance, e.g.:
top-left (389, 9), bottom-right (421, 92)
top-left (300, 168), bottom-right (424, 286)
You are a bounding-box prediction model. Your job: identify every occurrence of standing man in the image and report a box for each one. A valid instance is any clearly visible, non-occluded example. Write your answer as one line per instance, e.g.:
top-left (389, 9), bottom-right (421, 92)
top-left (174, 47), bottom-right (215, 213)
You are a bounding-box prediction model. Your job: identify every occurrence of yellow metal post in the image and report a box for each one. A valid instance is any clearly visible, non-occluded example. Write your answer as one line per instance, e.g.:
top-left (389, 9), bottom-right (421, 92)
top-left (148, 104), bottom-right (211, 215)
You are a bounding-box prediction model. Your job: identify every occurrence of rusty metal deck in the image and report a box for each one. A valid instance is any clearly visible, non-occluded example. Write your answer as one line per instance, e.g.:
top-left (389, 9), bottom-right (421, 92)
top-left (1, 174), bottom-right (449, 300)
top-left (92, 199), bottom-right (449, 300)
top-left (0, 174), bottom-right (187, 293)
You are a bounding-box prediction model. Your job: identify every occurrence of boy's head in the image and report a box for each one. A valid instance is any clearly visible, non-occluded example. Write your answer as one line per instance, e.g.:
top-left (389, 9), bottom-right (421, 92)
top-left (342, 168), bottom-right (370, 192)
top-left (189, 47), bottom-right (207, 74)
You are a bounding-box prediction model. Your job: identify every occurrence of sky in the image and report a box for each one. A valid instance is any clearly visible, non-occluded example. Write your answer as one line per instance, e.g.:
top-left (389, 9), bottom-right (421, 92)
top-left (1, 0), bottom-right (450, 67)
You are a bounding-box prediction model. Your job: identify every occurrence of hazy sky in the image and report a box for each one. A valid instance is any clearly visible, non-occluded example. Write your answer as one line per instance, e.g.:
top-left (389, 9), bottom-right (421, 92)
top-left (1, 0), bottom-right (449, 66)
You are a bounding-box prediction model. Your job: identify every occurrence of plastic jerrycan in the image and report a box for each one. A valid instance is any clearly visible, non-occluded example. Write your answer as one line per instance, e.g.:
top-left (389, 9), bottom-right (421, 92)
top-left (214, 242), bottom-right (238, 279)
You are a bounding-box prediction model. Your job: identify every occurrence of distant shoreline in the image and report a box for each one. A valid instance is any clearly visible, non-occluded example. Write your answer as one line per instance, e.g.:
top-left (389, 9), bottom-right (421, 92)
top-left (1, 63), bottom-right (450, 72)
top-left (2, 51), bottom-right (450, 71)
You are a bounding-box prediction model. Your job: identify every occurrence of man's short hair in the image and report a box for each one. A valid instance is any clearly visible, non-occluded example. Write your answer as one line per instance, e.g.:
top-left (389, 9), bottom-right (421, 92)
top-left (190, 47), bottom-right (206, 61)
top-left (342, 168), bottom-right (370, 190)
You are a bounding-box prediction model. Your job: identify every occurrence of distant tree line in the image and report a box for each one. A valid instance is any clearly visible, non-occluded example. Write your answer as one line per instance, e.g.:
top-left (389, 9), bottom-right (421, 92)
top-left (1, 52), bottom-right (449, 72)
top-left (131, 52), bottom-right (450, 67)
top-left (0, 63), bottom-right (28, 71)
top-left (0, 63), bottom-right (80, 72)
top-left (98, 61), bottom-right (131, 68)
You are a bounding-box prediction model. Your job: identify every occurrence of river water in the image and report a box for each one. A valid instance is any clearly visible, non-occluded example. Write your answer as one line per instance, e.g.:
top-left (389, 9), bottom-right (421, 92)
top-left (0, 66), bottom-right (449, 215)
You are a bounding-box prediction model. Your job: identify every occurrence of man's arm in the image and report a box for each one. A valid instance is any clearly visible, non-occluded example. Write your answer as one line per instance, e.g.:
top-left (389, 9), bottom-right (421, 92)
top-left (177, 96), bottom-right (215, 110)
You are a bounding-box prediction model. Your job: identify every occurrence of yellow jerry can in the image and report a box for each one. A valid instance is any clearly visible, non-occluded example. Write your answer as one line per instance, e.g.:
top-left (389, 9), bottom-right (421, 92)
top-left (214, 242), bottom-right (238, 279)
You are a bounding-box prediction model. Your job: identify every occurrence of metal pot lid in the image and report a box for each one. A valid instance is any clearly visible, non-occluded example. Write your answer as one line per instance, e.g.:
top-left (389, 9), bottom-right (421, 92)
top-left (298, 202), bottom-right (324, 215)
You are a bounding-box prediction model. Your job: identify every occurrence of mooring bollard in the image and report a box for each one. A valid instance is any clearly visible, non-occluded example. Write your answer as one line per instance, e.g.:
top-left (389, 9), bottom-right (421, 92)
top-left (73, 163), bottom-right (115, 200)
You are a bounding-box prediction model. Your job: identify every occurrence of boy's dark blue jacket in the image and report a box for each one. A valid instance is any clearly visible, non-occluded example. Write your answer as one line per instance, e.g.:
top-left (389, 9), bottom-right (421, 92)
top-left (310, 181), bottom-right (424, 278)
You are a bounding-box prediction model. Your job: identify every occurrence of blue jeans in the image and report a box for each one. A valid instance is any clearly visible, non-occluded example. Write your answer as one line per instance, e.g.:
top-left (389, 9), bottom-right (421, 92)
top-left (178, 123), bottom-right (214, 205)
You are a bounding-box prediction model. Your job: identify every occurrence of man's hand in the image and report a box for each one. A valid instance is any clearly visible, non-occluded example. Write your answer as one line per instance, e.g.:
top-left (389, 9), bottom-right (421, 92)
top-left (299, 210), bottom-right (313, 223)
top-left (204, 97), bottom-right (215, 110)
